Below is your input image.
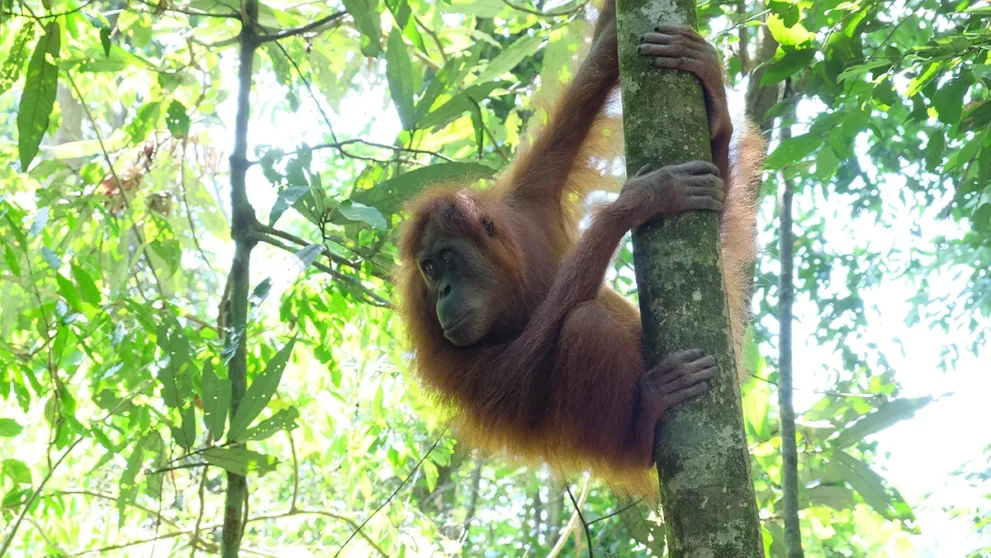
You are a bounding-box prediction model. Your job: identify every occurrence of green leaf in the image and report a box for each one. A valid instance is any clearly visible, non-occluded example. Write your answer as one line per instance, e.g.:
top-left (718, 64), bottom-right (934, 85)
top-left (202, 360), bottom-right (230, 441)
top-left (973, 64), bottom-right (991, 81)
top-left (930, 78), bottom-right (968, 126)
top-left (156, 324), bottom-right (195, 410)
top-left (765, 134), bottom-right (823, 169)
top-left (830, 396), bottom-right (932, 449)
top-left (386, 0), bottom-right (426, 52)
top-left (387, 32), bottom-right (416, 129)
top-left (203, 447), bottom-right (279, 476)
top-left (240, 407), bottom-right (300, 442)
top-left (760, 48), bottom-right (815, 86)
top-left (342, 0), bottom-right (382, 57)
top-left (0, 418), bottom-right (23, 437)
top-left (831, 451), bottom-right (905, 520)
top-left (925, 131), bottom-right (945, 172)
top-left (351, 162), bottom-right (497, 215)
top-left (906, 62), bottom-right (943, 98)
top-left (337, 200), bottom-right (387, 230)
top-left (475, 34), bottom-right (542, 84)
top-left (1, 459), bottom-right (31, 484)
top-left (99, 27), bottom-right (112, 58)
top-left (815, 146), bottom-right (839, 181)
top-left (227, 337), bottom-right (297, 442)
top-left (117, 437), bottom-right (146, 526)
top-left (0, 24), bottom-right (35, 98)
top-left (3, 244), bottom-right (21, 276)
top-left (974, 204), bottom-right (991, 233)
top-left (56, 273), bottom-right (84, 312)
top-left (468, 99), bottom-right (484, 157)
top-left (806, 484), bottom-right (855, 511)
top-left (165, 100), bottom-right (190, 138)
top-left (269, 186), bottom-right (310, 226)
top-left (126, 101), bottom-right (163, 143)
top-left (766, 14), bottom-right (815, 46)
top-left (71, 264), bottom-right (101, 306)
top-left (17, 22), bottom-right (60, 170)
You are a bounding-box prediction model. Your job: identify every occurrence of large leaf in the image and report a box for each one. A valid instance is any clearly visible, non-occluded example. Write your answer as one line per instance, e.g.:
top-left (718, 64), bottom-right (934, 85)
top-left (351, 162), bottom-right (497, 215)
top-left (203, 447), bottom-right (279, 476)
top-left (760, 48), bottom-right (815, 86)
top-left (202, 360), bottom-right (231, 441)
top-left (227, 337), bottom-right (297, 442)
top-left (830, 396), bottom-right (932, 449)
top-left (475, 34), bottom-right (542, 84)
top-left (241, 407), bottom-right (300, 442)
top-left (831, 451), bottom-right (912, 521)
top-left (337, 200), bottom-right (387, 230)
top-left (342, 0), bottom-right (382, 57)
top-left (386, 31), bottom-right (415, 129)
top-left (268, 186), bottom-right (310, 226)
top-left (17, 22), bottom-right (60, 170)
top-left (0, 418), bottom-right (23, 437)
top-left (765, 133), bottom-right (823, 169)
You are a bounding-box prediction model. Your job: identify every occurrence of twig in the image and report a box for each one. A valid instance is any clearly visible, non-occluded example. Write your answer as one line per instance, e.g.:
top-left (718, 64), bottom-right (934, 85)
top-left (333, 435), bottom-right (445, 557)
top-left (252, 232), bottom-right (391, 308)
top-left (748, 374), bottom-right (883, 399)
top-left (0, 439), bottom-right (84, 555)
top-left (134, 0), bottom-right (239, 18)
top-left (566, 483), bottom-right (593, 558)
top-left (66, 72), bottom-right (170, 301)
top-left (288, 433), bottom-right (300, 511)
top-left (3, 0), bottom-right (98, 20)
top-left (271, 41), bottom-right (339, 145)
top-left (306, 139), bottom-right (456, 163)
top-left (501, 0), bottom-right (590, 17)
top-left (179, 138), bottom-right (217, 273)
top-left (257, 11), bottom-right (348, 43)
top-left (547, 480), bottom-right (590, 558)
top-left (254, 222), bottom-right (359, 268)
top-left (586, 498), bottom-right (643, 526)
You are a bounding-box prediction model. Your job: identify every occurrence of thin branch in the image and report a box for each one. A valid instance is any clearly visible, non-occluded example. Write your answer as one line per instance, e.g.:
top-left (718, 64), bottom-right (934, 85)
top-left (0, 439), bottom-right (84, 556)
top-left (586, 498), bottom-right (643, 526)
top-left (252, 232), bottom-right (391, 308)
top-left (257, 11), bottom-right (348, 43)
top-left (3, 0), bottom-right (98, 20)
top-left (179, 138), bottom-right (217, 273)
top-left (334, 435), bottom-right (445, 557)
top-left (134, 0), bottom-right (240, 18)
top-left (547, 480), bottom-right (590, 558)
top-left (288, 433), bottom-right (300, 512)
top-left (748, 374), bottom-right (883, 399)
top-left (501, 0), bottom-right (590, 17)
top-left (307, 139), bottom-right (456, 163)
top-left (254, 222), bottom-right (359, 268)
top-left (565, 483), bottom-right (593, 558)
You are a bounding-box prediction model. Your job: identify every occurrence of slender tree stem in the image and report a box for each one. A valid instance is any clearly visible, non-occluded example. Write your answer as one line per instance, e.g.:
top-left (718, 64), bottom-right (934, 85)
top-left (777, 103), bottom-right (804, 558)
top-left (221, 1), bottom-right (261, 556)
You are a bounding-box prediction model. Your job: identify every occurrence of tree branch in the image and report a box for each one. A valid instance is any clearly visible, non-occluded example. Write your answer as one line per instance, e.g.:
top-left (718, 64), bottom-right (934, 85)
top-left (334, 435), bottom-right (445, 557)
top-left (257, 11), bottom-right (347, 43)
top-left (252, 232), bottom-right (391, 308)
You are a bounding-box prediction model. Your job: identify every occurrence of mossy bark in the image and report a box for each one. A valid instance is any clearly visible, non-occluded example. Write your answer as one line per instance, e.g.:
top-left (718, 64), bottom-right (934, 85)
top-left (615, 0), bottom-right (764, 556)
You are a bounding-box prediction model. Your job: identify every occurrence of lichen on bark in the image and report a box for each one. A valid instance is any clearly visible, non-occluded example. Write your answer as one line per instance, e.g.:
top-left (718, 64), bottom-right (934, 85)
top-left (615, 0), bottom-right (764, 556)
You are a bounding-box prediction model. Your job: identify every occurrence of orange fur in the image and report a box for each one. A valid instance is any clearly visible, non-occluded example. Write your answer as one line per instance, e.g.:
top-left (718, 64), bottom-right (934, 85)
top-left (394, 3), bottom-right (763, 498)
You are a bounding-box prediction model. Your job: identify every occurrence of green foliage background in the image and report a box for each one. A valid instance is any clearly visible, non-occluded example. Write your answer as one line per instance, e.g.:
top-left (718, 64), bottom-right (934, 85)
top-left (0, 0), bottom-right (988, 556)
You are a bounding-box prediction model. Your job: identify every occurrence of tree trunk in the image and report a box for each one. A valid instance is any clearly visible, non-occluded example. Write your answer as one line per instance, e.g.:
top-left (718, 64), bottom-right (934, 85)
top-left (615, 0), bottom-right (764, 556)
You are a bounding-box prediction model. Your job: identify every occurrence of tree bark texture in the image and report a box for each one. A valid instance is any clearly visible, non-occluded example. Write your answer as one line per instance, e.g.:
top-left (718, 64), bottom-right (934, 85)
top-left (615, 0), bottom-right (764, 556)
